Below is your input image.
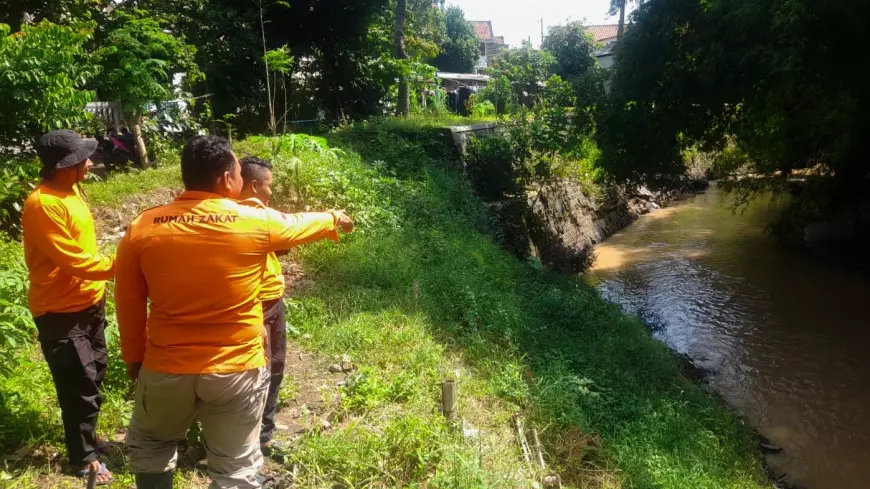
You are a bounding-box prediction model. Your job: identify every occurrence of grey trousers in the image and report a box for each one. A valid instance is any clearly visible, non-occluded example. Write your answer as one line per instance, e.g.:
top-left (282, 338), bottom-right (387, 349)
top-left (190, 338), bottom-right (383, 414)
top-left (127, 366), bottom-right (270, 489)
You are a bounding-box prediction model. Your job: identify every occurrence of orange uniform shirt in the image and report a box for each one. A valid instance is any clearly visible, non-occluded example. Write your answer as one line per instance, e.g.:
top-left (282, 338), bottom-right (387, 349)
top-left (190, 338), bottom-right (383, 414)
top-left (21, 184), bottom-right (115, 316)
top-left (241, 198), bottom-right (286, 302)
top-left (115, 191), bottom-right (339, 375)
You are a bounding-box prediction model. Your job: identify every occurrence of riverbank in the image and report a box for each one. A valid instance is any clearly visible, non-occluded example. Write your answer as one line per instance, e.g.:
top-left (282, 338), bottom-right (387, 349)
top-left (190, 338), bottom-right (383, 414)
top-left (0, 119), bottom-right (769, 488)
top-left (522, 179), bottom-right (702, 273)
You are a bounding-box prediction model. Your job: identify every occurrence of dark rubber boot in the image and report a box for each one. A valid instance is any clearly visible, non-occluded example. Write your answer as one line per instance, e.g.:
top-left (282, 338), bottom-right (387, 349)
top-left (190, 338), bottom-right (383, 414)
top-left (135, 471), bottom-right (174, 489)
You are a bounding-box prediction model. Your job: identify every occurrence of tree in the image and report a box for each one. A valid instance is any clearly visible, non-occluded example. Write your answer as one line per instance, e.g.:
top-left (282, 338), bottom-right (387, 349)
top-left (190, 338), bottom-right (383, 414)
top-left (610, 0), bottom-right (626, 40)
top-left (609, 0), bottom-right (645, 40)
top-left (541, 21), bottom-right (597, 82)
top-left (136, 0), bottom-right (269, 135)
top-left (394, 0), bottom-right (410, 117)
top-left (263, 46), bottom-right (295, 133)
top-left (0, 0), bottom-right (110, 32)
top-left (96, 9), bottom-right (200, 165)
top-left (486, 43), bottom-right (554, 108)
top-left (146, 0), bottom-right (394, 127)
top-left (0, 20), bottom-right (97, 148)
top-left (433, 6), bottom-right (480, 73)
top-left (255, 0), bottom-right (277, 135)
top-left (599, 0), bottom-right (870, 231)
top-left (138, 0), bottom-right (446, 125)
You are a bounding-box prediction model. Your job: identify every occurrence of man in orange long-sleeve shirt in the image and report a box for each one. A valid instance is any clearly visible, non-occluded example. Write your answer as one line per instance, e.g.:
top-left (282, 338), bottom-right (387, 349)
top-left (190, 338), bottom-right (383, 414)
top-left (22, 130), bottom-right (116, 485)
top-left (115, 136), bottom-right (353, 489)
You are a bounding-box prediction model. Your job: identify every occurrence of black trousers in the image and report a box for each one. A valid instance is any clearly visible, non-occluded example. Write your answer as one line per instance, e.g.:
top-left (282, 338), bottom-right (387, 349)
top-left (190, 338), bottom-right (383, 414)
top-left (34, 297), bottom-right (108, 467)
top-left (260, 298), bottom-right (287, 444)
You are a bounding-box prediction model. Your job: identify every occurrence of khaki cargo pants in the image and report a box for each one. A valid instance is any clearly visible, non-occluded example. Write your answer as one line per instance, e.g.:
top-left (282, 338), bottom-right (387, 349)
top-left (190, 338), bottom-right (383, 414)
top-left (127, 366), bottom-right (269, 489)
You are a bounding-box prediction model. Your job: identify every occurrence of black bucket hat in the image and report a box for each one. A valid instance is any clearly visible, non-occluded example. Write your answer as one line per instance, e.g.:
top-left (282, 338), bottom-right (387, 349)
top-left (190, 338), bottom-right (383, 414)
top-left (36, 130), bottom-right (98, 175)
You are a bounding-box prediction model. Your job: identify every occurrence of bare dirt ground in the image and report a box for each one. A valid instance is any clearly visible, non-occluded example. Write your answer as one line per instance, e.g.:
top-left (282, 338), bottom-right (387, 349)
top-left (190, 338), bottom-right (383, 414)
top-left (274, 343), bottom-right (344, 440)
top-left (91, 188), bottom-right (181, 244)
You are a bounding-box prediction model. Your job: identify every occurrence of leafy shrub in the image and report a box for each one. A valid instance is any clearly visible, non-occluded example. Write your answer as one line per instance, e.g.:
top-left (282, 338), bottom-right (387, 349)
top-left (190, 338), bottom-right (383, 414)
top-left (0, 239), bottom-right (35, 379)
top-left (470, 100), bottom-right (496, 119)
top-left (429, 87), bottom-right (450, 116)
top-left (0, 158), bottom-right (40, 236)
top-left (464, 136), bottom-right (521, 201)
top-left (475, 75), bottom-right (515, 115)
top-left (236, 134), bottom-right (409, 230)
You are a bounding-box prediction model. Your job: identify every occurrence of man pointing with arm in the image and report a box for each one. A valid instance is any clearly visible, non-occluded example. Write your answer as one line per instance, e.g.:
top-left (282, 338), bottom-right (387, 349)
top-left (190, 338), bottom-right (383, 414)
top-left (236, 156), bottom-right (290, 458)
top-left (115, 136), bottom-right (352, 489)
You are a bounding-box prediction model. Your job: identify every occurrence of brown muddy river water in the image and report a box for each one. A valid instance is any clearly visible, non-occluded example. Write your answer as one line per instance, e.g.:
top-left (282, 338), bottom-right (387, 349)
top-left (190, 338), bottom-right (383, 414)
top-left (588, 184), bottom-right (870, 489)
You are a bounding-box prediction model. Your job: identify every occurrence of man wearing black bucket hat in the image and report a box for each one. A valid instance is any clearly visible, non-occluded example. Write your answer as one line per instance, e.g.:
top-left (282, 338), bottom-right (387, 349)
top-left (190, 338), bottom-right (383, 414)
top-left (21, 130), bottom-right (116, 485)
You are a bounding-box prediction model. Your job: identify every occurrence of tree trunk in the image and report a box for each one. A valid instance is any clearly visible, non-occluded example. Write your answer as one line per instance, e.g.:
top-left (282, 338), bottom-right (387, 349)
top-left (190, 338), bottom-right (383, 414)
top-left (321, 47), bottom-right (341, 121)
top-left (617, 0), bottom-right (626, 40)
top-left (282, 75), bottom-right (289, 133)
top-left (203, 79), bottom-right (217, 135)
top-left (130, 111), bottom-right (149, 168)
top-left (259, 1), bottom-right (276, 135)
top-left (394, 0), bottom-right (410, 118)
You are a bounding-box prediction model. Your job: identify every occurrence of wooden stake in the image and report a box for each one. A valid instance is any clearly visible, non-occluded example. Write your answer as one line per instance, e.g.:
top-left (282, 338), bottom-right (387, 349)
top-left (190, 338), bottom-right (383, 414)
top-left (441, 380), bottom-right (457, 420)
top-left (86, 469), bottom-right (97, 489)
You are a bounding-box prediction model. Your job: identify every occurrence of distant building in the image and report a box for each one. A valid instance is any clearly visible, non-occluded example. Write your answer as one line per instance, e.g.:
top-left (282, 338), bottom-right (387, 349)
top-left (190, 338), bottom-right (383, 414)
top-left (469, 20), bottom-right (507, 73)
top-left (435, 72), bottom-right (490, 92)
top-left (584, 24), bottom-right (620, 68)
top-left (435, 72), bottom-right (491, 115)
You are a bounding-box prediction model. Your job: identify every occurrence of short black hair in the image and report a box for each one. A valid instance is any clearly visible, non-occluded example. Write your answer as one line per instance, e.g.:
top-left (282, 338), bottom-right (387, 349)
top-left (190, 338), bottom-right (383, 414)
top-left (240, 156), bottom-right (273, 185)
top-left (181, 136), bottom-right (236, 191)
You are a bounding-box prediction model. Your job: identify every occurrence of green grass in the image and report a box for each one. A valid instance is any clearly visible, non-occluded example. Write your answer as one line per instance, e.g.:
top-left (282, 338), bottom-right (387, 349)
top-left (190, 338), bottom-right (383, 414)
top-left (0, 118), bottom-right (769, 489)
top-left (84, 156), bottom-right (182, 207)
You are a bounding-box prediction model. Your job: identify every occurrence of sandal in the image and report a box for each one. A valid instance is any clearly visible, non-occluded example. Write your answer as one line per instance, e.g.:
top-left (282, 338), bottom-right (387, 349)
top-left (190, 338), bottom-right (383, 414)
top-left (76, 462), bottom-right (114, 486)
top-left (255, 473), bottom-right (281, 489)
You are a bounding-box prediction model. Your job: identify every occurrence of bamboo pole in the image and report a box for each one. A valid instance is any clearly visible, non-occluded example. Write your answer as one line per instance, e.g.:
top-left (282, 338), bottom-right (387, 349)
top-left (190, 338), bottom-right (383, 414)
top-left (515, 417), bottom-right (531, 464)
top-left (530, 428), bottom-right (546, 470)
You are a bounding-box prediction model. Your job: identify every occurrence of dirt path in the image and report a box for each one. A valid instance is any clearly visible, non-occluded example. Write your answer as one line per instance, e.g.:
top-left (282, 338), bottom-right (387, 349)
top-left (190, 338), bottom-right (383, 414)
top-left (273, 342), bottom-right (344, 440)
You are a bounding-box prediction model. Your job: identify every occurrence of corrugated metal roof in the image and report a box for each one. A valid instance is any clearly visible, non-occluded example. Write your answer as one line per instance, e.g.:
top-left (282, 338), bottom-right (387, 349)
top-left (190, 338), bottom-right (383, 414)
top-left (436, 72), bottom-right (491, 82)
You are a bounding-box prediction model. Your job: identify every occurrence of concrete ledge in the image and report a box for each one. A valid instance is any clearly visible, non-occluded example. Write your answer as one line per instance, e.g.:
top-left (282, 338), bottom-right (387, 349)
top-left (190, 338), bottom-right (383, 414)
top-left (448, 123), bottom-right (503, 156)
top-left (448, 122), bottom-right (500, 134)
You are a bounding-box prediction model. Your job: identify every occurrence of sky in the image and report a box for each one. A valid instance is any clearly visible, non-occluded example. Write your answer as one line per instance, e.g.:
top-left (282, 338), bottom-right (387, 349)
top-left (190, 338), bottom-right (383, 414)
top-left (447, 0), bottom-right (623, 48)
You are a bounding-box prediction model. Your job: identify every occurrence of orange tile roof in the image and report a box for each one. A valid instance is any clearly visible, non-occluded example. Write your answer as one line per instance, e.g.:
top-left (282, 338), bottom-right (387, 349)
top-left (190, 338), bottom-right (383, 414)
top-left (584, 24), bottom-right (620, 42)
top-left (470, 20), bottom-right (494, 41)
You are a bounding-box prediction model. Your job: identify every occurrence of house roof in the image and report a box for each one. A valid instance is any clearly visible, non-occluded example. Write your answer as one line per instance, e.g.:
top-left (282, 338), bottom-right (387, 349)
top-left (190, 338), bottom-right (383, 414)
top-left (492, 35), bottom-right (505, 45)
top-left (470, 21), bottom-right (494, 41)
top-left (584, 24), bottom-right (620, 42)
